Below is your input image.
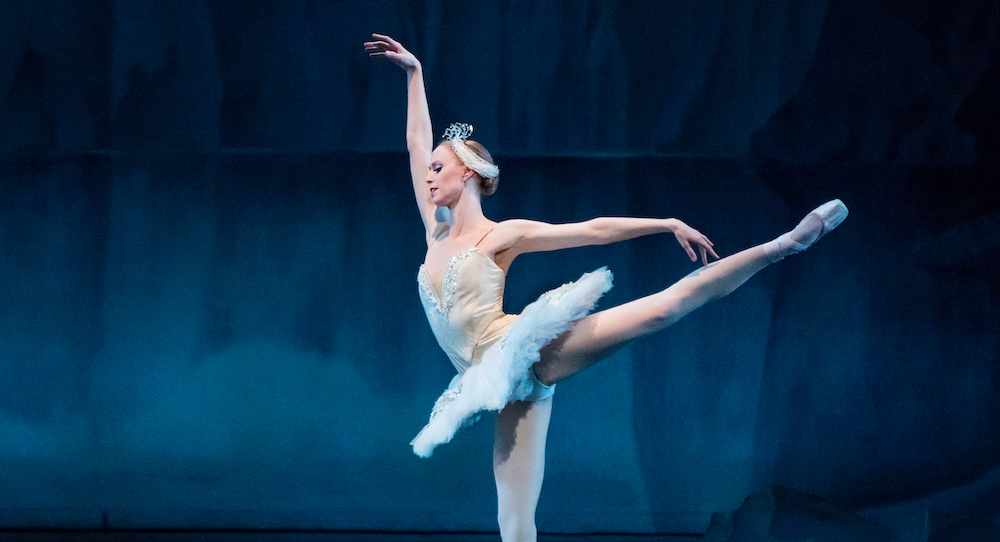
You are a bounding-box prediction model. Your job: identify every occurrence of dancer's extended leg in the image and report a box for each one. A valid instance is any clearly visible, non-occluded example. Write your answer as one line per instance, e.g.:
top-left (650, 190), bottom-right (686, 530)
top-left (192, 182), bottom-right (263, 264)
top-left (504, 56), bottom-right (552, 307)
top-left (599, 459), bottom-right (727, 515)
top-left (494, 397), bottom-right (552, 542)
top-left (534, 199), bottom-right (847, 385)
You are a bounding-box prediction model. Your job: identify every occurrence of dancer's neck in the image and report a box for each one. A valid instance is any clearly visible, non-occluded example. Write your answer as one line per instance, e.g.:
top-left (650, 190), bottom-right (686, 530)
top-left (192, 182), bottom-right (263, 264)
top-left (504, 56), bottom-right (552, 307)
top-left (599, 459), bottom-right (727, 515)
top-left (436, 195), bottom-right (489, 239)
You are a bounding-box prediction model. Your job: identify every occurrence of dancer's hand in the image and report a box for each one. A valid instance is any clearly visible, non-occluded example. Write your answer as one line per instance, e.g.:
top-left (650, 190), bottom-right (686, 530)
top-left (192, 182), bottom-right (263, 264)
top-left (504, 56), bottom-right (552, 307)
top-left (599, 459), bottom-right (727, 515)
top-left (365, 33), bottom-right (420, 72)
top-left (672, 220), bottom-right (719, 266)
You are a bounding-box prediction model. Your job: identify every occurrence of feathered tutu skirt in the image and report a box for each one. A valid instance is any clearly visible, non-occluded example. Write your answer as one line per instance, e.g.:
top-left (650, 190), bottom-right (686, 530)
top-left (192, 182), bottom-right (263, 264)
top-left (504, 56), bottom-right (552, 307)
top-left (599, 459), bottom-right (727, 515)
top-left (411, 267), bottom-right (613, 457)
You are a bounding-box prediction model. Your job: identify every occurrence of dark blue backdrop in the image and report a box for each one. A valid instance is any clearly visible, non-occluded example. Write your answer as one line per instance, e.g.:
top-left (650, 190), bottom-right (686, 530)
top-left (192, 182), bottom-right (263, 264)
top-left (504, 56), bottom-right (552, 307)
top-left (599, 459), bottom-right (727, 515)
top-left (1, 0), bottom-right (998, 535)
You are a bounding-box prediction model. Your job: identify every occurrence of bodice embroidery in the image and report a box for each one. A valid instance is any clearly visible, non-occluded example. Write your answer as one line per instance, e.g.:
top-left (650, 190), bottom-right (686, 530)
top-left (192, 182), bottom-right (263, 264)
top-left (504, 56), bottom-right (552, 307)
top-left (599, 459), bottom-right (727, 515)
top-left (417, 247), bottom-right (491, 317)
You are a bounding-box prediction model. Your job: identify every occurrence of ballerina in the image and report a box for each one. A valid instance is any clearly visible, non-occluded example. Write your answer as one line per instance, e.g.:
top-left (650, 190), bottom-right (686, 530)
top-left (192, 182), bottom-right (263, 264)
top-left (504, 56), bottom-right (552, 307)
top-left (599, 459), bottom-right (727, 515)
top-left (365, 33), bottom-right (848, 542)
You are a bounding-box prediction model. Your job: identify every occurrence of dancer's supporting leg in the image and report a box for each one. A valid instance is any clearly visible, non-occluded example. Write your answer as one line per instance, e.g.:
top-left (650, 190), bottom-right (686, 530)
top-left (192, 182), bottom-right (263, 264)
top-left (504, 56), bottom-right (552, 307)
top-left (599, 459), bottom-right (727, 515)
top-left (535, 199), bottom-right (847, 385)
top-left (493, 397), bottom-right (552, 542)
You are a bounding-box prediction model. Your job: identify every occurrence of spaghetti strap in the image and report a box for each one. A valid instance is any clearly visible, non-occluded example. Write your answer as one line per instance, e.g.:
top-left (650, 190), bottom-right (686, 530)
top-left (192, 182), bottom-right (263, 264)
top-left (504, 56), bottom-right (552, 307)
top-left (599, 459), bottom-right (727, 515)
top-left (474, 227), bottom-right (494, 248)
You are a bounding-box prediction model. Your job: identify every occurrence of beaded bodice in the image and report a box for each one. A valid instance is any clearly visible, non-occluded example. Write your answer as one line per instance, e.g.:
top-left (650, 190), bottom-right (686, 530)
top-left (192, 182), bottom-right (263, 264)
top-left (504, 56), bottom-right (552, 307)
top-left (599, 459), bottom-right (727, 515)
top-left (417, 248), bottom-right (515, 374)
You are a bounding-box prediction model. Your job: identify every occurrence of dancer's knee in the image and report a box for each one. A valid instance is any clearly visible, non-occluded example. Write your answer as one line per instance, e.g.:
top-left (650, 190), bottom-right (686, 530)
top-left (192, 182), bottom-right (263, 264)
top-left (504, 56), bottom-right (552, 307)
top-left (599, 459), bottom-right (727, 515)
top-left (643, 284), bottom-right (714, 335)
top-left (648, 291), bottom-right (691, 331)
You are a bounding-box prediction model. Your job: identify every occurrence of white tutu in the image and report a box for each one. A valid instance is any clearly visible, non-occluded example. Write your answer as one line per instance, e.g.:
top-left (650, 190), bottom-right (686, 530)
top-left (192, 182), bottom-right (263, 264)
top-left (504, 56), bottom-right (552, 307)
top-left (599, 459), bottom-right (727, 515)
top-left (411, 267), bottom-right (613, 458)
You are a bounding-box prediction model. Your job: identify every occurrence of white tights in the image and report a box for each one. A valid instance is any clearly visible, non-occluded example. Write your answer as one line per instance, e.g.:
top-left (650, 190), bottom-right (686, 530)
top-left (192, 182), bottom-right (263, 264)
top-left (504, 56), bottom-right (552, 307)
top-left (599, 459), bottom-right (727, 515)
top-left (494, 398), bottom-right (552, 542)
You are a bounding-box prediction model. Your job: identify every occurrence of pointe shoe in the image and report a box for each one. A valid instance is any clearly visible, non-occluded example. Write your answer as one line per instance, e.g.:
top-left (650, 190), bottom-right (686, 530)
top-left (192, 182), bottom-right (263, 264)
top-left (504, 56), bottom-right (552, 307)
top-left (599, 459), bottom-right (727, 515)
top-left (766, 199), bottom-right (849, 261)
top-left (799, 198), bottom-right (849, 246)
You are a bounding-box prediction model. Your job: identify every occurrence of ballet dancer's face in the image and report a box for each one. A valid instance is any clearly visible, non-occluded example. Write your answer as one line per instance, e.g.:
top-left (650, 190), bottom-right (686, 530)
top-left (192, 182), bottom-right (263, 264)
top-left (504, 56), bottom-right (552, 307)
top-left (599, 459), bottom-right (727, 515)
top-left (426, 143), bottom-right (473, 207)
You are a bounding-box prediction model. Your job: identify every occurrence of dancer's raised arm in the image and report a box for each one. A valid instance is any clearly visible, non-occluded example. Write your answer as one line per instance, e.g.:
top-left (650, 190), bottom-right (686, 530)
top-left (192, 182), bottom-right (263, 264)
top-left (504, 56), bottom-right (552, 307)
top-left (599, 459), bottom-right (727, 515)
top-left (366, 33), bottom-right (437, 237)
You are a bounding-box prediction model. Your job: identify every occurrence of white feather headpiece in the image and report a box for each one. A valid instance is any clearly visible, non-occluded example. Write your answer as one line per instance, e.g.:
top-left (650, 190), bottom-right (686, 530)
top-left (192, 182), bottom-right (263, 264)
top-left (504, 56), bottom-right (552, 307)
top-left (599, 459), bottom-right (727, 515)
top-left (442, 123), bottom-right (499, 180)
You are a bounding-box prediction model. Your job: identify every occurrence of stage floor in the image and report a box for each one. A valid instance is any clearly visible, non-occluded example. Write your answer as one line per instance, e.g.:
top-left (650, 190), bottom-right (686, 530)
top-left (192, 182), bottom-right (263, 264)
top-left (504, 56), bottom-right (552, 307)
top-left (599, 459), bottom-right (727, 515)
top-left (0, 532), bottom-right (702, 542)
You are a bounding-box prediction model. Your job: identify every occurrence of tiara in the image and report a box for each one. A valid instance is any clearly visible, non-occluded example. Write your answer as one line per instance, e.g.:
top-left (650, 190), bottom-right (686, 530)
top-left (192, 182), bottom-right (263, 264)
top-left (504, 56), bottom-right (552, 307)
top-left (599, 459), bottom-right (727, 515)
top-left (442, 122), bottom-right (474, 142)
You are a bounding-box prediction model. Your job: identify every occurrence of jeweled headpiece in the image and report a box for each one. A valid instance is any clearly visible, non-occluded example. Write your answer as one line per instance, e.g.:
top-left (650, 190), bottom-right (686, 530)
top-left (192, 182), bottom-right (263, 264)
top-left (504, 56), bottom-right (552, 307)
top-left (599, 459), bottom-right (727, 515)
top-left (442, 122), bottom-right (499, 180)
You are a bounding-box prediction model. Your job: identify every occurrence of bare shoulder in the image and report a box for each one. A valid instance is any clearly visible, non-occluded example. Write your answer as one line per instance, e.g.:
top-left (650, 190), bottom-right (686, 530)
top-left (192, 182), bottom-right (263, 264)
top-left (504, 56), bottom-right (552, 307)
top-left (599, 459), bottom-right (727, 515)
top-left (490, 218), bottom-right (542, 246)
top-left (495, 218), bottom-right (550, 234)
top-left (487, 219), bottom-right (548, 268)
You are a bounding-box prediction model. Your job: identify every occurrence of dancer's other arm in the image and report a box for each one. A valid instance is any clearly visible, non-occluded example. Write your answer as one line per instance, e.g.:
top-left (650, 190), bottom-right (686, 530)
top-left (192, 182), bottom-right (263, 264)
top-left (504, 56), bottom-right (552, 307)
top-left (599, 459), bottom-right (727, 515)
top-left (365, 33), bottom-right (437, 239)
top-left (495, 217), bottom-right (720, 266)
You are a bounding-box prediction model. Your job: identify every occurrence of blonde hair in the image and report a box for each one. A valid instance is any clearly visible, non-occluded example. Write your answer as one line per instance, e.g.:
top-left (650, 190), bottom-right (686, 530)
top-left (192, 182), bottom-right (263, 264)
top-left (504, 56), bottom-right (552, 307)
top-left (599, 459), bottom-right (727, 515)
top-left (461, 139), bottom-right (499, 196)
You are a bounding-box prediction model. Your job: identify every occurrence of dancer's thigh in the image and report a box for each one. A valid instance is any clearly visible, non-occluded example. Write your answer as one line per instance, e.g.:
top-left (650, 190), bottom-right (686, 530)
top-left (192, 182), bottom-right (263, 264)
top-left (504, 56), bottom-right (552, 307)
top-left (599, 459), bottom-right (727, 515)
top-left (535, 292), bottom-right (678, 384)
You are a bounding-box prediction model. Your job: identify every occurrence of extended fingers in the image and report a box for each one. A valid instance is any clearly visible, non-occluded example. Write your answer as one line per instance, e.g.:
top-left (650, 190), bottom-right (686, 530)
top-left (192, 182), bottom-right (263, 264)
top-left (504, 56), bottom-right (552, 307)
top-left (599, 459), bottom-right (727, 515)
top-left (695, 233), bottom-right (719, 260)
top-left (703, 238), bottom-right (720, 260)
top-left (689, 236), bottom-right (718, 266)
top-left (364, 42), bottom-right (391, 54)
top-left (369, 33), bottom-right (401, 50)
top-left (682, 240), bottom-right (698, 262)
top-left (364, 33), bottom-right (398, 54)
